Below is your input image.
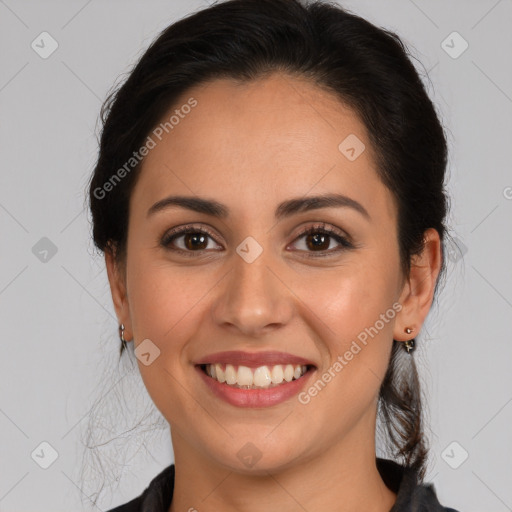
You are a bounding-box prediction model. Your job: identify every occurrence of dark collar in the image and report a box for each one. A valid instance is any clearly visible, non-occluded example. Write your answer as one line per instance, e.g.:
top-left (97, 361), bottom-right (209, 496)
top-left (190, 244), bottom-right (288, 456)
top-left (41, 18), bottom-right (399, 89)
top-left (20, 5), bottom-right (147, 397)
top-left (376, 458), bottom-right (458, 511)
top-left (114, 457), bottom-right (458, 512)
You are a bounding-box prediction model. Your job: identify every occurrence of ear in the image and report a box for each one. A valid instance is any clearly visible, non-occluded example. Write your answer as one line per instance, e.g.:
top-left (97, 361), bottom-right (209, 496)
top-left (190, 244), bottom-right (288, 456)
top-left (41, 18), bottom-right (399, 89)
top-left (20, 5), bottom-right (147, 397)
top-left (393, 228), bottom-right (443, 341)
top-left (105, 247), bottom-right (133, 342)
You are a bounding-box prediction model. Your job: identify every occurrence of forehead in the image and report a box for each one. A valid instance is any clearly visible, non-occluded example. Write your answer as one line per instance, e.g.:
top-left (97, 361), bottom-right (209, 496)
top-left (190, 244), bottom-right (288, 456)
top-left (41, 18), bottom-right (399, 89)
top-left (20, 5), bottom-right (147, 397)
top-left (131, 73), bottom-right (396, 225)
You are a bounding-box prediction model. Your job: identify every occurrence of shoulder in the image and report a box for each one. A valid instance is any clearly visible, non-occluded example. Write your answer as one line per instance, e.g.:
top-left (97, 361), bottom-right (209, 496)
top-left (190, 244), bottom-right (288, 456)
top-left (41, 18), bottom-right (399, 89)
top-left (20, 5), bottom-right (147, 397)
top-left (106, 495), bottom-right (142, 512)
top-left (106, 464), bottom-right (175, 512)
top-left (408, 482), bottom-right (461, 512)
top-left (377, 457), bottom-right (461, 512)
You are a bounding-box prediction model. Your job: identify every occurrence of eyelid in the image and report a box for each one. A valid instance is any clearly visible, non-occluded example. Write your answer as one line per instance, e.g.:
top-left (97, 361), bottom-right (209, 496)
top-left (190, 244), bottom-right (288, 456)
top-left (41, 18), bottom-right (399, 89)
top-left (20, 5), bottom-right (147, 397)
top-left (292, 222), bottom-right (352, 244)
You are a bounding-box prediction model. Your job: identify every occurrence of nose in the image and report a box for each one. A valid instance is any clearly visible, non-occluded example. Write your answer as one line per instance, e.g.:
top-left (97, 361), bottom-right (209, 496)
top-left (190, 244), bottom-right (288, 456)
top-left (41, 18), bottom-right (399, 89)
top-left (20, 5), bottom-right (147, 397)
top-left (211, 249), bottom-right (294, 338)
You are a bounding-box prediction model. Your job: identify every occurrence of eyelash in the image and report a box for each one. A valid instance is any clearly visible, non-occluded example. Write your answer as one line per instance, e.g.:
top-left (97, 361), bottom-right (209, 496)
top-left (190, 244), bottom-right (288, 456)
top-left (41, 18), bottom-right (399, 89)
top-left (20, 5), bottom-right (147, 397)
top-left (160, 222), bottom-right (354, 258)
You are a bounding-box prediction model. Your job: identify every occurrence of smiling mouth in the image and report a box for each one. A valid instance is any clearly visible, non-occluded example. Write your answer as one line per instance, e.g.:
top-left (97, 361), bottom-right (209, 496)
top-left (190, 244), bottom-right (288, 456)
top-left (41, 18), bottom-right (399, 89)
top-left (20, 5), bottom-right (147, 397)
top-left (198, 363), bottom-right (315, 389)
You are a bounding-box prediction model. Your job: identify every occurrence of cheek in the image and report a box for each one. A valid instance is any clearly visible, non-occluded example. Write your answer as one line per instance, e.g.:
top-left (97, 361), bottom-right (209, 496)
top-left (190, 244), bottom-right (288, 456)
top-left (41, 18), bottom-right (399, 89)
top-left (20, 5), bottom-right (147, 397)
top-left (124, 254), bottom-right (242, 420)
top-left (127, 254), bottom-right (206, 340)
top-left (295, 277), bottom-right (396, 431)
top-left (305, 259), bottom-right (399, 345)
top-left (299, 257), bottom-right (399, 403)
top-left (124, 257), bottom-right (203, 396)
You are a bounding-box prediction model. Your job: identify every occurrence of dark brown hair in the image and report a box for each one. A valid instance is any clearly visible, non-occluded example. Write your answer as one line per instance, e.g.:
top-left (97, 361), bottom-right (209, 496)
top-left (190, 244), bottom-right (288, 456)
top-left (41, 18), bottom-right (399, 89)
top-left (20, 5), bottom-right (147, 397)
top-left (88, 0), bottom-right (451, 481)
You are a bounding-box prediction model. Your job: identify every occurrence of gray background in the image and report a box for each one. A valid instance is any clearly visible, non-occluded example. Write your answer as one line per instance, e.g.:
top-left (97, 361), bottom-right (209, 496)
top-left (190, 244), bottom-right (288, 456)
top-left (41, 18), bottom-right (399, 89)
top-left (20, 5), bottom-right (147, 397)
top-left (1, 0), bottom-right (511, 511)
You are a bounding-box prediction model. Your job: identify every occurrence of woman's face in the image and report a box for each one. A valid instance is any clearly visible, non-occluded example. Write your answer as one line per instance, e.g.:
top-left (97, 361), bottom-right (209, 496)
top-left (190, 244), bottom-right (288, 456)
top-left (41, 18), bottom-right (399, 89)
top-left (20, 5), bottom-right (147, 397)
top-left (108, 72), bottom-right (422, 473)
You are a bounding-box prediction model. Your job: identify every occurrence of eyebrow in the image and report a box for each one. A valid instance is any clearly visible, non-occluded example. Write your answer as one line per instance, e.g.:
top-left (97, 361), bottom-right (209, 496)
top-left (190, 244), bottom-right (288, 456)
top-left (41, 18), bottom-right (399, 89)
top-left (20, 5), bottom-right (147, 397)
top-left (147, 193), bottom-right (371, 221)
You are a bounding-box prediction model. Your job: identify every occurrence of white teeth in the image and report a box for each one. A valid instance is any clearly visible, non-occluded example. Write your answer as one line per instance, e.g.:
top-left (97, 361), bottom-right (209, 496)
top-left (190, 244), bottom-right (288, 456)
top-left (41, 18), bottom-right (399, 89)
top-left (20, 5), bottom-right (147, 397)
top-left (237, 365), bottom-right (253, 386)
top-left (284, 364), bottom-right (294, 382)
top-left (216, 365), bottom-right (226, 383)
top-left (204, 363), bottom-right (309, 389)
top-left (271, 365), bottom-right (284, 384)
top-left (253, 366), bottom-right (272, 387)
top-left (225, 364), bottom-right (237, 385)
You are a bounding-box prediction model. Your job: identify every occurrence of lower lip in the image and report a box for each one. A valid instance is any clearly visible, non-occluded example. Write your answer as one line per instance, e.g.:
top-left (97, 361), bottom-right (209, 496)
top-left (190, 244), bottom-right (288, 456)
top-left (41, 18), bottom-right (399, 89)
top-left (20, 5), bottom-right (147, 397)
top-left (195, 365), bottom-right (315, 408)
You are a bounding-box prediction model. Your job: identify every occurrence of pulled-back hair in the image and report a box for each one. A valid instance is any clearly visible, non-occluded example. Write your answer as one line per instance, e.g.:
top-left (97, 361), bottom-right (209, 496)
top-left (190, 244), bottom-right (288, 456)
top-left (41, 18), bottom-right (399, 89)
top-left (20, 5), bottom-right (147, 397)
top-left (88, 0), bottom-right (450, 483)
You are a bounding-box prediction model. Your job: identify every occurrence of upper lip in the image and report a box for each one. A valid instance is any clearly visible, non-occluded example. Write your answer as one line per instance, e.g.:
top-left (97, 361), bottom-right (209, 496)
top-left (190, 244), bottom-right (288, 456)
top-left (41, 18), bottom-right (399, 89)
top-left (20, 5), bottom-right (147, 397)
top-left (195, 350), bottom-right (317, 368)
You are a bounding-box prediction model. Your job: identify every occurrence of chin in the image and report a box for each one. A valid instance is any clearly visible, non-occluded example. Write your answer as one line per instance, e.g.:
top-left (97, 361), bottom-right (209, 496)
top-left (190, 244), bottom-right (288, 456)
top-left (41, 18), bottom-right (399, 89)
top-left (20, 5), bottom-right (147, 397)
top-left (199, 431), bottom-right (310, 476)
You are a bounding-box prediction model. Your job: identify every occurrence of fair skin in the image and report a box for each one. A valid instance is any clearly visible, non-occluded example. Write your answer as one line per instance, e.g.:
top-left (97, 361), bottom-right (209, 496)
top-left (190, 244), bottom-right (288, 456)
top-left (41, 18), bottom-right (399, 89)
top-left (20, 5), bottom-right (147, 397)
top-left (106, 72), bottom-right (441, 512)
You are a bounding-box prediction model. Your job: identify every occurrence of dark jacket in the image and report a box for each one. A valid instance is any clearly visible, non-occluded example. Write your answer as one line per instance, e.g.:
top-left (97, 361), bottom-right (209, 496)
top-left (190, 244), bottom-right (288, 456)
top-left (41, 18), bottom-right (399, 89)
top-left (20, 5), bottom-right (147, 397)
top-left (107, 458), bottom-right (460, 512)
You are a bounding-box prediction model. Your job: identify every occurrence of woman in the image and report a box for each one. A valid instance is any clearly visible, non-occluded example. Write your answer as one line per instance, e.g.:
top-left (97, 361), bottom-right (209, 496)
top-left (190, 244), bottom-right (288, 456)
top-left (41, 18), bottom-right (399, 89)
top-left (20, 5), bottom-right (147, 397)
top-left (88, 0), bottom-right (460, 510)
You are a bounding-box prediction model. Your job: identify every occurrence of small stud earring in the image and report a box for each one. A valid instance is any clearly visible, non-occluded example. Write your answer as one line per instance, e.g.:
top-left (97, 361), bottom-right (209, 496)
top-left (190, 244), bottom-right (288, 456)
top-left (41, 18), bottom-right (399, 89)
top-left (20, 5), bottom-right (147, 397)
top-left (403, 327), bottom-right (415, 354)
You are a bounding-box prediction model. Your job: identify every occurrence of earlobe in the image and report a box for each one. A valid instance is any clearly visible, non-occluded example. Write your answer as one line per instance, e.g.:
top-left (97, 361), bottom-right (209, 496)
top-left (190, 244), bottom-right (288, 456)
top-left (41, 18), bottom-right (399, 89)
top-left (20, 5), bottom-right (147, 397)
top-left (393, 228), bottom-right (442, 342)
top-left (105, 248), bottom-right (133, 340)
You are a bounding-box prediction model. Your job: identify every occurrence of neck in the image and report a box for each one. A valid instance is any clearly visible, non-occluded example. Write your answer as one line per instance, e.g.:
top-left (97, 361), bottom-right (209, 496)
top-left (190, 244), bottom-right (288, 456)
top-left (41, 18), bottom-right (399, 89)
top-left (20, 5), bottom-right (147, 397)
top-left (168, 411), bottom-right (396, 512)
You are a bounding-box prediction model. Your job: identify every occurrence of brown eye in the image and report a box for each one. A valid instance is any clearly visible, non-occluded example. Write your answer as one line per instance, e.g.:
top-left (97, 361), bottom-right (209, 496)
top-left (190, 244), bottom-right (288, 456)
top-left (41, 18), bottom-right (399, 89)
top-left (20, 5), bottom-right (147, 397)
top-left (161, 226), bottom-right (222, 255)
top-left (304, 232), bottom-right (331, 251)
top-left (182, 232), bottom-right (209, 250)
top-left (290, 223), bottom-right (354, 257)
